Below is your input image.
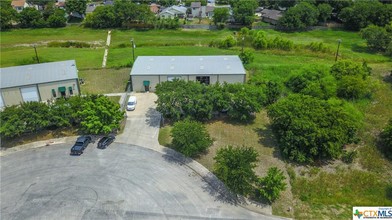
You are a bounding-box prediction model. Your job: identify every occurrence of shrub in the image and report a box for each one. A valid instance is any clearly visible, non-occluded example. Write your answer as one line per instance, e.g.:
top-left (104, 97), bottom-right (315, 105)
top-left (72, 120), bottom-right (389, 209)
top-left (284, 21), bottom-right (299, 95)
top-left (171, 119), bottom-right (213, 157)
top-left (239, 49), bottom-right (254, 64)
top-left (47, 41), bottom-right (91, 48)
top-left (380, 120), bottom-right (392, 159)
top-left (306, 42), bottom-right (331, 53)
top-left (219, 35), bottom-right (236, 49)
top-left (341, 150), bottom-right (358, 163)
top-left (268, 94), bottom-right (361, 163)
top-left (214, 145), bottom-right (258, 195)
top-left (256, 167), bottom-right (287, 203)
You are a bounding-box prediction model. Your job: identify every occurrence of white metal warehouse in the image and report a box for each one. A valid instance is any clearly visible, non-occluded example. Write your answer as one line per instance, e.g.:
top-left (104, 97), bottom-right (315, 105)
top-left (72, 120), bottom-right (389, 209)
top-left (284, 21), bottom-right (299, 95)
top-left (0, 60), bottom-right (80, 107)
top-left (130, 56), bottom-right (246, 92)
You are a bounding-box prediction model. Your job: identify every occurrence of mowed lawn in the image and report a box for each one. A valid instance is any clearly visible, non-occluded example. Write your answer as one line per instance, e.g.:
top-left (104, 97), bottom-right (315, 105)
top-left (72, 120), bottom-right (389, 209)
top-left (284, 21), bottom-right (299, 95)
top-left (2, 26), bottom-right (392, 219)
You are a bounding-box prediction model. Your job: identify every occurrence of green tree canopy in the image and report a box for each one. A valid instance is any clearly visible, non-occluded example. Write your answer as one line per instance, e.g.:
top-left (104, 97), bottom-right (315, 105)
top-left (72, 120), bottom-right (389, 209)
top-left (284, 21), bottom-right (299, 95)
top-left (232, 0), bottom-right (258, 26)
top-left (278, 2), bottom-right (319, 30)
top-left (47, 9), bottom-right (67, 28)
top-left (66, 0), bottom-right (87, 17)
top-left (339, 1), bottom-right (391, 31)
top-left (317, 3), bottom-right (333, 23)
top-left (171, 119), bottom-right (213, 157)
top-left (19, 7), bottom-right (46, 28)
top-left (214, 146), bottom-right (259, 196)
top-left (380, 120), bottom-right (392, 159)
top-left (361, 25), bottom-right (392, 52)
top-left (84, 6), bottom-right (117, 28)
top-left (285, 65), bottom-right (337, 99)
top-left (77, 95), bottom-right (124, 134)
top-left (0, 0), bottom-right (17, 30)
top-left (268, 94), bottom-right (362, 163)
top-left (213, 7), bottom-right (229, 25)
top-left (256, 167), bottom-right (287, 203)
top-left (330, 60), bottom-right (372, 100)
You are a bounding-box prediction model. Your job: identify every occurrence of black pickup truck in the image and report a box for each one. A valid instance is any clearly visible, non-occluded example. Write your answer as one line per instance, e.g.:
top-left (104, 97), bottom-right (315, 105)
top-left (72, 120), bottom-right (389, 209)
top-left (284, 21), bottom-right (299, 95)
top-left (70, 136), bottom-right (92, 155)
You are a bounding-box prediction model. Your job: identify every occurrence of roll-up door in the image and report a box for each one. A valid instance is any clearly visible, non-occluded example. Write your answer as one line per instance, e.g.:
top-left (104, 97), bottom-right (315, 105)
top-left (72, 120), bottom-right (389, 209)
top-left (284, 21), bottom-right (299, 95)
top-left (21, 86), bottom-right (39, 102)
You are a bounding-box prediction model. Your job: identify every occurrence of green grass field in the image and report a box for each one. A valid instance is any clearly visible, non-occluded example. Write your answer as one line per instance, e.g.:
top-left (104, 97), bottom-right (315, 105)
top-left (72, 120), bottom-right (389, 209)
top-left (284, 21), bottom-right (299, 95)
top-left (1, 26), bottom-right (392, 219)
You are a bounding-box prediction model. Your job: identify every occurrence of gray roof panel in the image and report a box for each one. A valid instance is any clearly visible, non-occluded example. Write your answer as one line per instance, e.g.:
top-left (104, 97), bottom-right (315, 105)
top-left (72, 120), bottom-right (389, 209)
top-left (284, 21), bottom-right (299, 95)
top-left (131, 56), bottom-right (246, 76)
top-left (0, 60), bottom-right (78, 89)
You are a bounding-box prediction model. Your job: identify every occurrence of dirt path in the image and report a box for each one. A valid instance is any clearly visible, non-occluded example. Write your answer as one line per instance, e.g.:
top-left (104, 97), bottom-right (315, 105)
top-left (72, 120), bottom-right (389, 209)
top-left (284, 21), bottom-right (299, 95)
top-left (102, 30), bottom-right (111, 68)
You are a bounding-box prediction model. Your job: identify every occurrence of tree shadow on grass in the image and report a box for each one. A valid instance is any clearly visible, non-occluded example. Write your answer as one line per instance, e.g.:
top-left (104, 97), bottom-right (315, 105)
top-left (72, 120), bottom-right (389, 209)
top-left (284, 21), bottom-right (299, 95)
top-left (254, 125), bottom-right (281, 159)
top-left (386, 185), bottom-right (392, 201)
top-left (384, 73), bottom-right (392, 86)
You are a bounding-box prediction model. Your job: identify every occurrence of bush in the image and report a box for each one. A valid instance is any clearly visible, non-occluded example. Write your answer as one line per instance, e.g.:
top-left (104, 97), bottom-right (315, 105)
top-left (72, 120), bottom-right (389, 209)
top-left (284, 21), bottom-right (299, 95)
top-left (171, 119), bottom-right (213, 157)
top-left (155, 81), bottom-right (264, 122)
top-left (341, 150), bottom-right (358, 163)
top-left (285, 65), bottom-right (337, 100)
top-left (214, 145), bottom-right (258, 195)
top-left (268, 94), bottom-right (361, 163)
top-left (239, 49), bottom-right (254, 64)
top-left (380, 120), bottom-right (392, 159)
top-left (0, 95), bottom-right (124, 139)
top-left (306, 42), bottom-right (331, 53)
top-left (256, 167), bottom-right (287, 203)
top-left (331, 61), bottom-right (372, 100)
top-left (47, 41), bottom-right (91, 48)
top-left (219, 35), bottom-right (236, 49)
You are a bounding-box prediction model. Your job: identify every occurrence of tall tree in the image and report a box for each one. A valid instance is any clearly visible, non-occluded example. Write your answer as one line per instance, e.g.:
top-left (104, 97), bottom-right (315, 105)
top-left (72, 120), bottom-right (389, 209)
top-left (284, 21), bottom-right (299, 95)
top-left (66, 0), bottom-right (87, 18)
top-left (214, 146), bottom-right (259, 196)
top-left (361, 25), bottom-right (391, 52)
top-left (278, 2), bottom-right (319, 30)
top-left (171, 119), bottom-right (213, 157)
top-left (268, 94), bottom-right (362, 163)
top-left (256, 167), bottom-right (287, 203)
top-left (0, 0), bottom-right (17, 30)
top-left (213, 7), bottom-right (229, 25)
top-left (19, 7), bottom-right (47, 28)
top-left (77, 95), bottom-right (124, 134)
top-left (233, 0), bottom-right (258, 26)
top-left (317, 3), bottom-right (333, 23)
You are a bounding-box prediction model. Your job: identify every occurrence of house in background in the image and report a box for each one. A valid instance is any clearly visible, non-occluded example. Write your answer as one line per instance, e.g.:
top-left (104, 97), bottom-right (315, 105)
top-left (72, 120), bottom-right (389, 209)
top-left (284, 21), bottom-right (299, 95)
top-left (159, 6), bottom-right (187, 18)
top-left (86, 3), bottom-right (97, 14)
top-left (260, 9), bottom-right (283, 25)
top-left (130, 56), bottom-right (246, 92)
top-left (11, 0), bottom-right (29, 13)
top-left (190, 2), bottom-right (203, 18)
top-left (0, 60), bottom-right (80, 108)
top-left (150, 3), bottom-right (160, 14)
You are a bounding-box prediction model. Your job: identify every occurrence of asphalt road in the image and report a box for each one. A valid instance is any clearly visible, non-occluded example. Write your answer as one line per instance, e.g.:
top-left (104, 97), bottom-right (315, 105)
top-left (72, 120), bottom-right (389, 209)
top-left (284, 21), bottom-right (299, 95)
top-left (1, 143), bottom-right (279, 220)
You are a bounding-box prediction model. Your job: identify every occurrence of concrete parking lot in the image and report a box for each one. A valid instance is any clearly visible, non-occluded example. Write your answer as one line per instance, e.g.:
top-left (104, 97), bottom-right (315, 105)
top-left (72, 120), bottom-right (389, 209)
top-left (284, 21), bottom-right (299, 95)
top-left (1, 143), bottom-right (278, 220)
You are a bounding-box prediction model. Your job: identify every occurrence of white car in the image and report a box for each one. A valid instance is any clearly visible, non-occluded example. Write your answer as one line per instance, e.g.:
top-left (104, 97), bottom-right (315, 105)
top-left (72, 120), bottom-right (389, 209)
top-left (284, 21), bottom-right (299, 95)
top-left (126, 96), bottom-right (137, 111)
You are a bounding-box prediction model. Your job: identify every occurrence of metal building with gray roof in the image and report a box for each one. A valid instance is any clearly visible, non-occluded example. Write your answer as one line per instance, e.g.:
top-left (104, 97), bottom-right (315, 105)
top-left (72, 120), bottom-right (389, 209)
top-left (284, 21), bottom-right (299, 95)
top-left (130, 56), bottom-right (246, 92)
top-left (0, 60), bottom-right (80, 107)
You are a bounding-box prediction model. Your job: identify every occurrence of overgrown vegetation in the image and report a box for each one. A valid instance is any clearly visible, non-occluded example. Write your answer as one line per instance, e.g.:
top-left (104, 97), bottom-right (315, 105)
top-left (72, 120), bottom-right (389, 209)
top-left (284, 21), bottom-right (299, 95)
top-left (171, 119), bottom-right (212, 157)
top-left (0, 95), bottom-right (124, 140)
top-left (155, 80), bottom-right (267, 122)
top-left (268, 94), bottom-right (362, 163)
top-left (380, 120), bottom-right (392, 159)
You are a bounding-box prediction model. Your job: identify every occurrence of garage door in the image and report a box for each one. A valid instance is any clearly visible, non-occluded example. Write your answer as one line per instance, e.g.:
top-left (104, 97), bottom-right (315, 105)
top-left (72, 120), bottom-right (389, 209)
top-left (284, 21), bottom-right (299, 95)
top-left (21, 86), bottom-right (39, 102)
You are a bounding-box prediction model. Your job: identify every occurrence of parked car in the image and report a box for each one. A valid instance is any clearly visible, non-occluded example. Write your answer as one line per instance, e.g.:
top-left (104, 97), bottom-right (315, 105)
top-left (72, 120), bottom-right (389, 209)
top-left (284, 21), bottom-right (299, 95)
top-left (126, 96), bottom-right (137, 111)
top-left (70, 136), bottom-right (92, 155)
top-left (97, 136), bottom-right (115, 149)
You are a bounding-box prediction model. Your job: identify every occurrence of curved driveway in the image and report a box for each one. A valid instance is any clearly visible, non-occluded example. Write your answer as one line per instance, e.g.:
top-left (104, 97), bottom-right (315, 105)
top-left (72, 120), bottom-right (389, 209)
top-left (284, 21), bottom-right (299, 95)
top-left (1, 93), bottom-right (284, 220)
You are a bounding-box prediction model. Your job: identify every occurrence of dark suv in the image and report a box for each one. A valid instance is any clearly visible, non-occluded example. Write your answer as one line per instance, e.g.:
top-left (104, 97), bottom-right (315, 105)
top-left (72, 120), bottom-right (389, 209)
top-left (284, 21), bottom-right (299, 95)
top-left (70, 136), bottom-right (92, 155)
top-left (97, 136), bottom-right (115, 149)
